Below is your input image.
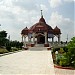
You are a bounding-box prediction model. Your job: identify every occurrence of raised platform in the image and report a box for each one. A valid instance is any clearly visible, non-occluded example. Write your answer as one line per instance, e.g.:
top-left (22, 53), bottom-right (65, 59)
top-left (27, 44), bottom-right (50, 47)
top-left (44, 44), bottom-right (49, 47)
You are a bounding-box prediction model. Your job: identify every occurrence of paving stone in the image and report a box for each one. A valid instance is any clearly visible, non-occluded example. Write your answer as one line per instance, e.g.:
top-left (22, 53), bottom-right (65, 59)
top-left (0, 50), bottom-right (55, 74)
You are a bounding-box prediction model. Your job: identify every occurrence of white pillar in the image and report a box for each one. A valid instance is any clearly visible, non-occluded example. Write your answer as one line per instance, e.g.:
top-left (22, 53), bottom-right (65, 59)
top-left (44, 32), bottom-right (47, 44)
top-left (36, 38), bottom-right (37, 44)
top-left (28, 36), bottom-right (30, 43)
top-left (33, 33), bottom-right (35, 44)
top-left (22, 35), bottom-right (23, 42)
top-left (24, 36), bottom-right (26, 47)
top-left (58, 34), bottom-right (60, 44)
top-left (52, 37), bottom-right (54, 44)
top-left (30, 38), bottom-right (31, 43)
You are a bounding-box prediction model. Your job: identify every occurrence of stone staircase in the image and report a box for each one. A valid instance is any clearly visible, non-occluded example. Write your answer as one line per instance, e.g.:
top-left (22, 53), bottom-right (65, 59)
top-left (29, 47), bottom-right (47, 51)
top-left (29, 44), bottom-right (48, 51)
top-left (35, 44), bottom-right (44, 47)
top-left (29, 44), bottom-right (47, 51)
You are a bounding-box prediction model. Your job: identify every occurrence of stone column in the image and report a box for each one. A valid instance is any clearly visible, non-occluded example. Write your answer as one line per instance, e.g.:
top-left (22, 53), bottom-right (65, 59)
top-left (28, 36), bottom-right (30, 43)
top-left (33, 33), bottom-right (35, 44)
top-left (24, 35), bottom-right (26, 48)
top-left (44, 32), bottom-right (47, 44)
top-left (30, 38), bottom-right (31, 43)
top-left (58, 34), bottom-right (60, 44)
top-left (22, 35), bottom-right (23, 42)
top-left (52, 37), bottom-right (54, 44)
top-left (36, 38), bottom-right (37, 44)
top-left (28, 34), bottom-right (31, 44)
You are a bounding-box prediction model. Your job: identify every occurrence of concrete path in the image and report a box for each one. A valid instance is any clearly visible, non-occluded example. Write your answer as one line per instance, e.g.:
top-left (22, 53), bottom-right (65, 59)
top-left (0, 50), bottom-right (55, 75)
top-left (54, 68), bottom-right (75, 75)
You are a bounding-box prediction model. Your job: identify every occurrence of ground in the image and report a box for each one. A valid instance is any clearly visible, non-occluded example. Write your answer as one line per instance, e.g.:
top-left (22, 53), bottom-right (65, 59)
top-left (0, 48), bottom-right (75, 75)
top-left (0, 50), bottom-right (55, 74)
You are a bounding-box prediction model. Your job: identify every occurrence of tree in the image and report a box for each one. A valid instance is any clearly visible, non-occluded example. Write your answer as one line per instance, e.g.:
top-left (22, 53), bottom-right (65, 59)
top-left (60, 37), bottom-right (75, 68)
top-left (0, 31), bottom-right (7, 37)
top-left (6, 40), bottom-right (23, 49)
top-left (0, 30), bottom-right (8, 47)
top-left (55, 37), bottom-right (75, 68)
top-left (67, 37), bottom-right (75, 48)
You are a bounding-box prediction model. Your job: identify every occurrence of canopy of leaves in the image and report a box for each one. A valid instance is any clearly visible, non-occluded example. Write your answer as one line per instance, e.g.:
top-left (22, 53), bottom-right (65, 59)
top-left (55, 37), bottom-right (75, 68)
top-left (0, 30), bottom-right (8, 47)
top-left (67, 37), bottom-right (75, 48)
top-left (0, 31), bottom-right (7, 37)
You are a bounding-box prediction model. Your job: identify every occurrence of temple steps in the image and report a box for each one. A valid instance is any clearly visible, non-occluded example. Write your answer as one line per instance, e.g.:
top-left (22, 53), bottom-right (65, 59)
top-left (29, 47), bottom-right (47, 51)
top-left (35, 44), bottom-right (44, 47)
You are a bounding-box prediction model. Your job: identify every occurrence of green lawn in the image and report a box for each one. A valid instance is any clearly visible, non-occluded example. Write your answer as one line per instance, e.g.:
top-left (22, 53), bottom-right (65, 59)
top-left (0, 47), bottom-right (22, 54)
top-left (0, 48), bottom-right (9, 54)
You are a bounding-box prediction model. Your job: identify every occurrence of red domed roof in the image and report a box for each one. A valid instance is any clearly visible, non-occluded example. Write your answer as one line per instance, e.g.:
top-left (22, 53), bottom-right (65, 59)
top-left (29, 22), bottom-right (48, 33)
top-left (39, 16), bottom-right (46, 23)
top-left (46, 24), bottom-right (53, 33)
top-left (21, 15), bottom-right (61, 36)
top-left (21, 27), bottom-right (29, 35)
top-left (53, 26), bottom-right (61, 35)
top-left (29, 16), bottom-right (53, 33)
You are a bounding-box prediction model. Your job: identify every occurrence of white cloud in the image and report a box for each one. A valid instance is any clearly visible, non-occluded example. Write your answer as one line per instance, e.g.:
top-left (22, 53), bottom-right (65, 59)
top-left (49, 0), bottom-right (74, 8)
top-left (0, 0), bottom-right (74, 42)
top-left (40, 4), bottom-right (48, 11)
top-left (49, 0), bottom-right (62, 8)
top-left (64, 0), bottom-right (74, 2)
top-left (0, 0), bottom-right (40, 41)
top-left (48, 12), bottom-right (74, 41)
top-left (48, 12), bottom-right (62, 27)
top-left (35, 4), bottom-right (48, 13)
top-left (12, 0), bottom-right (37, 10)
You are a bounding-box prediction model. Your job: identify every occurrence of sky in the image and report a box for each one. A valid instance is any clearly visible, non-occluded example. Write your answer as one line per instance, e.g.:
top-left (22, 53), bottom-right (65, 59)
top-left (0, 0), bottom-right (75, 42)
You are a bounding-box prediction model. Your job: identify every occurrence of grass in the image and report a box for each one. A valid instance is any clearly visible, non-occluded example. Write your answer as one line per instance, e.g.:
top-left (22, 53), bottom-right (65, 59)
top-left (0, 47), bottom-right (22, 54)
top-left (0, 48), bottom-right (9, 54)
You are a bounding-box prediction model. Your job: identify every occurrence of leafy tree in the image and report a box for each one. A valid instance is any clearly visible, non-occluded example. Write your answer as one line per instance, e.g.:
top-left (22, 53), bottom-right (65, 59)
top-left (61, 37), bottom-right (75, 68)
top-left (0, 31), bottom-right (7, 37)
top-left (55, 37), bottom-right (75, 68)
top-left (0, 30), bottom-right (8, 47)
top-left (67, 47), bottom-right (75, 68)
top-left (6, 46), bottom-right (11, 52)
top-left (6, 40), bottom-right (23, 49)
top-left (67, 37), bottom-right (75, 48)
top-left (59, 53), bottom-right (69, 67)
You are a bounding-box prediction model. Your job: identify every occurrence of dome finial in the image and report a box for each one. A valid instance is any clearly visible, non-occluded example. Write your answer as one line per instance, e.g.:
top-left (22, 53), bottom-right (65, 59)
top-left (41, 10), bottom-right (43, 17)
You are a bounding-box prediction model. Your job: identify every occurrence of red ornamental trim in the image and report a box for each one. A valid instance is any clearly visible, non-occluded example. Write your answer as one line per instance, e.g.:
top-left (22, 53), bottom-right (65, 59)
top-left (54, 65), bottom-right (75, 70)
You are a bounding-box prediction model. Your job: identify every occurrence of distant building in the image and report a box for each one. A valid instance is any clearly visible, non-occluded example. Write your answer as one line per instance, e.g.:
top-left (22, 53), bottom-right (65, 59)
top-left (21, 11), bottom-right (61, 47)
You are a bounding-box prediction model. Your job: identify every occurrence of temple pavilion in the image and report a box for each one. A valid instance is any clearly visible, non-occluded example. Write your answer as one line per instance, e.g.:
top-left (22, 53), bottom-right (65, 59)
top-left (21, 10), bottom-right (61, 47)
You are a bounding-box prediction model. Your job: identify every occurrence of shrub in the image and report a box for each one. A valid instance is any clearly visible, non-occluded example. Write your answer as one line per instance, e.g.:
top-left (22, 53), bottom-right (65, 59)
top-left (68, 47), bottom-right (75, 54)
top-left (62, 46), bottom-right (68, 52)
top-left (6, 46), bottom-right (11, 52)
top-left (0, 48), bottom-right (8, 54)
top-left (58, 48), bottom-right (64, 54)
top-left (53, 37), bottom-right (75, 68)
top-left (53, 47), bottom-right (60, 53)
top-left (67, 47), bottom-right (75, 68)
top-left (67, 37), bottom-right (75, 48)
top-left (11, 47), bottom-right (18, 51)
top-left (59, 55), bottom-right (69, 67)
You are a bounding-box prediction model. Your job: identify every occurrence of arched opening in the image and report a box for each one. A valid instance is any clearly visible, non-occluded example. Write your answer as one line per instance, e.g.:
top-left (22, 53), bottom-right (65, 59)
top-left (36, 34), bottom-right (45, 44)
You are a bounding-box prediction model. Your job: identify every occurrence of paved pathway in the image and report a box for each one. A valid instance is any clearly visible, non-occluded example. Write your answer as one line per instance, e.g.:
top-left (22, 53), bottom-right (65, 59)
top-left (0, 50), bottom-right (55, 75)
top-left (0, 48), bottom-right (75, 75)
top-left (54, 68), bottom-right (75, 75)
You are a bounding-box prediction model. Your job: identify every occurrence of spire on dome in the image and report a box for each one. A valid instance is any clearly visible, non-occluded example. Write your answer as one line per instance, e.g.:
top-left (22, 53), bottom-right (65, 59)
top-left (41, 10), bottom-right (43, 17)
top-left (39, 10), bottom-right (46, 23)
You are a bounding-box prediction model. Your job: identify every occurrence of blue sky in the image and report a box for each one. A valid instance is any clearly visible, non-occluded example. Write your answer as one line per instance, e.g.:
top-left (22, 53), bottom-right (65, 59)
top-left (0, 0), bottom-right (74, 42)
